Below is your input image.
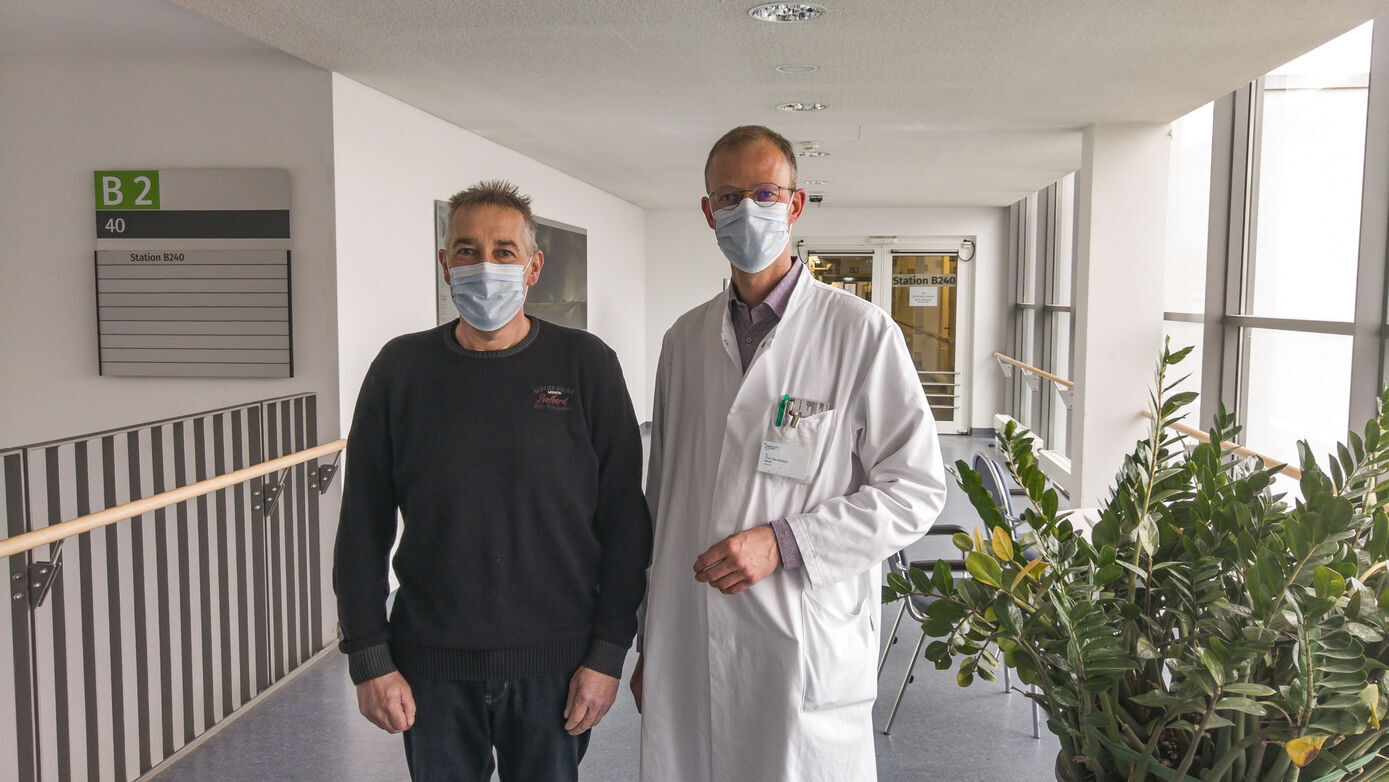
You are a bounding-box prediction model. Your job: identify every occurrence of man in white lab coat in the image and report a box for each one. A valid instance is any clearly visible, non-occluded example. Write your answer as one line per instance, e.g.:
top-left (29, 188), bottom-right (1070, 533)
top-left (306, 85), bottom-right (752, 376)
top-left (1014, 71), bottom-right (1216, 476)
top-left (634, 125), bottom-right (948, 781)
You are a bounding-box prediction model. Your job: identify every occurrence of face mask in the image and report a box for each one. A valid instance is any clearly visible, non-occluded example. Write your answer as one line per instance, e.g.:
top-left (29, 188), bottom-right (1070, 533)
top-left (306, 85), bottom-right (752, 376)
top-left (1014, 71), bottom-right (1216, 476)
top-left (449, 261), bottom-right (530, 332)
top-left (713, 199), bottom-right (790, 273)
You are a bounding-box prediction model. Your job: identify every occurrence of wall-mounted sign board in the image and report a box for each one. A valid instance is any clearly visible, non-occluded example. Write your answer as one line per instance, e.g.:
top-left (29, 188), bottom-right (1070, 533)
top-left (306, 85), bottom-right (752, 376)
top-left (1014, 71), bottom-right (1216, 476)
top-left (94, 168), bottom-right (292, 377)
top-left (908, 286), bottom-right (940, 307)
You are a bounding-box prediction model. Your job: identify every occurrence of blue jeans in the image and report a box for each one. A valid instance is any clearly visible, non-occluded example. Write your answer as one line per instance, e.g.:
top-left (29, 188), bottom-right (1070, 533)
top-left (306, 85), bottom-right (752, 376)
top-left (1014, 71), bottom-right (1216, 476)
top-left (402, 673), bottom-right (589, 782)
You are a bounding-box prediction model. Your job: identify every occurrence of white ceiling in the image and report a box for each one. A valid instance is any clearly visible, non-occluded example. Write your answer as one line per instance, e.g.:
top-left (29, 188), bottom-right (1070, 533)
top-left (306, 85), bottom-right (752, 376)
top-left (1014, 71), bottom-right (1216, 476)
top-left (8, 0), bottom-right (1389, 208)
top-left (0, 0), bottom-right (269, 55)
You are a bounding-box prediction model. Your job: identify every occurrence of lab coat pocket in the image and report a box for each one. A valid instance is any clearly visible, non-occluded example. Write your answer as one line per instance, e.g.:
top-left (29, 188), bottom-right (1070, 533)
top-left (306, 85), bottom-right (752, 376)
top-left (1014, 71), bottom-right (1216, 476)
top-left (800, 587), bottom-right (877, 711)
top-left (758, 408), bottom-right (835, 484)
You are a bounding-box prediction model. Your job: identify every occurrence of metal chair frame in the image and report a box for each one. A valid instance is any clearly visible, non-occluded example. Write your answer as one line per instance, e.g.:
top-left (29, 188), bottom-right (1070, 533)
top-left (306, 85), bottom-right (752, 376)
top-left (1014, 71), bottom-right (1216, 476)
top-left (878, 453), bottom-right (1042, 738)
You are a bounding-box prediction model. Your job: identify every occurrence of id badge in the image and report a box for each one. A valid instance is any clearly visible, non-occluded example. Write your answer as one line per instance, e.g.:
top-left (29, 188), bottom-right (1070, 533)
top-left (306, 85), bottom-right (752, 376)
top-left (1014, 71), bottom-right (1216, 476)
top-left (757, 395), bottom-right (833, 483)
top-left (758, 439), bottom-right (815, 481)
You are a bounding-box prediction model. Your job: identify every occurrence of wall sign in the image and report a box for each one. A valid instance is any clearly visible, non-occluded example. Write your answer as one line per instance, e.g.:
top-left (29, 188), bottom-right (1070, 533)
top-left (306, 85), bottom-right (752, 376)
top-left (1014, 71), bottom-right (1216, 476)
top-left (908, 286), bottom-right (940, 307)
top-left (892, 273), bottom-right (957, 287)
top-left (93, 168), bottom-right (292, 378)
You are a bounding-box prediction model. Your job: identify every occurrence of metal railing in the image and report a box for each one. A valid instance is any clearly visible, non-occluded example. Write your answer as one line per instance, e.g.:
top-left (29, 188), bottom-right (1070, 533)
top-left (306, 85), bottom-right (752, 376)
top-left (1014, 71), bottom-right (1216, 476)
top-left (0, 440), bottom-right (344, 560)
top-left (1141, 408), bottom-right (1302, 480)
top-left (0, 395), bottom-right (340, 782)
top-left (992, 351), bottom-right (1075, 388)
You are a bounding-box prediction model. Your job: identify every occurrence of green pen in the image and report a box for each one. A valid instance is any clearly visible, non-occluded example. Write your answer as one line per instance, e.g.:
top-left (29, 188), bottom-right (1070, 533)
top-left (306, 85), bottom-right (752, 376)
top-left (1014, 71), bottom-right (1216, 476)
top-left (775, 394), bottom-right (790, 427)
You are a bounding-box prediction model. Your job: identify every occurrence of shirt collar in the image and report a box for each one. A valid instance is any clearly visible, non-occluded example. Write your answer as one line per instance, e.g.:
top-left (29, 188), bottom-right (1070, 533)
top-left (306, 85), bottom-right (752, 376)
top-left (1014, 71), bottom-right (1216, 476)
top-left (727, 259), bottom-right (804, 317)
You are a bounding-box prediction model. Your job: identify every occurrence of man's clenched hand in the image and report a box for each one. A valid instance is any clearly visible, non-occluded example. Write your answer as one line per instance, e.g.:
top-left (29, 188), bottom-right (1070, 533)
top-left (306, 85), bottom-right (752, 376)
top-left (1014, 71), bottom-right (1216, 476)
top-left (693, 525), bottom-right (781, 594)
top-left (356, 671), bottom-right (416, 734)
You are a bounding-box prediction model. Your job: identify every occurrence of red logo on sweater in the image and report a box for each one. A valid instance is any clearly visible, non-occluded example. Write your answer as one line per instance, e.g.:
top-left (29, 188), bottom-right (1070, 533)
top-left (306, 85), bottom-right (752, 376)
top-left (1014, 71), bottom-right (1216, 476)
top-left (534, 386), bottom-right (574, 411)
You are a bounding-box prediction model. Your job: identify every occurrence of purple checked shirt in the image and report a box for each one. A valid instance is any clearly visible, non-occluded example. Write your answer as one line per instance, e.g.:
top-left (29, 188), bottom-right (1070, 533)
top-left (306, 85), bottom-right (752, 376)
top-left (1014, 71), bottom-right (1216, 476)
top-left (728, 261), bottom-right (805, 571)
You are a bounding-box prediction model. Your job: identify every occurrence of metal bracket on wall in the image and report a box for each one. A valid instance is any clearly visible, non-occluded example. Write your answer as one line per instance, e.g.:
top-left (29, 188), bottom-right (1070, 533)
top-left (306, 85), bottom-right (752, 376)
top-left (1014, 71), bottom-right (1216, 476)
top-left (1055, 386), bottom-right (1075, 409)
top-left (994, 355), bottom-right (1014, 380)
top-left (27, 558), bottom-right (61, 609)
top-left (308, 450), bottom-right (342, 495)
top-left (254, 468), bottom-right (290, 517)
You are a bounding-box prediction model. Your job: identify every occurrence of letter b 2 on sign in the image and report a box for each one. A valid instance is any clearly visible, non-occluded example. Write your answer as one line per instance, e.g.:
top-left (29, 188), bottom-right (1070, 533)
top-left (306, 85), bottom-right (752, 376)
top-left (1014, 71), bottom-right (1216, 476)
top-left (93, 171), bottom-right (160, 210)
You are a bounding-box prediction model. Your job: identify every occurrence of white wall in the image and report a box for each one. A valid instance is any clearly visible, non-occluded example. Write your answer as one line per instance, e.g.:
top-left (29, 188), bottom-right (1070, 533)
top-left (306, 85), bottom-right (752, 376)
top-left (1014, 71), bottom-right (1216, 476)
top-left (643, 206), bottom-right (1010, 430)
top-left (0, 51), bottom-right (340, 449)
top-left (1071, 123), bottom-right (1169, 506)
top-left (331, 75), bottom-right (649, 426)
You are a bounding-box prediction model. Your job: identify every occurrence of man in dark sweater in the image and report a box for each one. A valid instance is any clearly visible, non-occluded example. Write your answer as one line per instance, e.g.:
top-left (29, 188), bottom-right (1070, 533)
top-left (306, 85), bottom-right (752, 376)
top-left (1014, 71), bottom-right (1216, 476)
top-left (333, 180), bottom-right (651, 781)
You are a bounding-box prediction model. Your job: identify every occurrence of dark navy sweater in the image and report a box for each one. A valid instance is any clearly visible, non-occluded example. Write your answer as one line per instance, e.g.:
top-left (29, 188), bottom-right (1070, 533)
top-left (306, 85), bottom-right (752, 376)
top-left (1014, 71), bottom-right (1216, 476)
top-left (333, 317), bottom-right (651, 684)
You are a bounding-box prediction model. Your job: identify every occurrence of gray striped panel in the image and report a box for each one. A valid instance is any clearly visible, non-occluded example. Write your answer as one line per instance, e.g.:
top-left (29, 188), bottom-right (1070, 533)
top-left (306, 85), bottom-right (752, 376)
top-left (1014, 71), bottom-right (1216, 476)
top-left (6, 395), bottom-right (325, 781)
top-left (1, 450), bottom-right (35, 782)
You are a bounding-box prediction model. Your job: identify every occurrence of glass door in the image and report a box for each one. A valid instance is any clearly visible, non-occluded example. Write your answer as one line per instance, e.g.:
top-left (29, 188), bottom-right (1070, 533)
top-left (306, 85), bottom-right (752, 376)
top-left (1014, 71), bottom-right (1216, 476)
top-left (800, 241), bottom-right (971, 433)
top-left (889, 253), bottom-right (959, 424)
top-left (805, 253), bottom-right (874, 303)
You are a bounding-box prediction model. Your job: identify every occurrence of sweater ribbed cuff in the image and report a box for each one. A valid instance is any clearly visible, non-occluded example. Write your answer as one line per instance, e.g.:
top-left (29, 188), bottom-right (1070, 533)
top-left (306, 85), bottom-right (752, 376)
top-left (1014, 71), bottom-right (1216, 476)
top-left (770, 519), bottom-right (803, 570)
top-left (581, 638), bottom-right (628, 678)
top-left (347, 643), bottom-right (398, 685)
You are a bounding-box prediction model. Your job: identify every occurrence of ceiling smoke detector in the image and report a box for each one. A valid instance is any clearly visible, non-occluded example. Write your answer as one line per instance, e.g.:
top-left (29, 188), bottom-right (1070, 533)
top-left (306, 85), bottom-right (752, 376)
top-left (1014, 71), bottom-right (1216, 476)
top-left (748, 3), bottom-right (826, 23)
top-left (777, 102), bottom-right (827, 112)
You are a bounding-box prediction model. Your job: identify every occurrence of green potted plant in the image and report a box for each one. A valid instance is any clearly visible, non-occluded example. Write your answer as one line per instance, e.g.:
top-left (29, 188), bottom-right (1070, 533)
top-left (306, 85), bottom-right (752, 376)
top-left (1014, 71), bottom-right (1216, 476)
top-left (884, 345), bottom-right (1389, 781)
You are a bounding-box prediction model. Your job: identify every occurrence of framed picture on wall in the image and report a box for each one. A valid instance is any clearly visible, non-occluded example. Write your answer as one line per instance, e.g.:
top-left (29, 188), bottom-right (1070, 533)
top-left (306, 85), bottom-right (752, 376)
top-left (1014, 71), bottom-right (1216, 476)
top-left (435, 199), bottom-right (453, 326)
top-left (527, 216), bottom-right (587, 330)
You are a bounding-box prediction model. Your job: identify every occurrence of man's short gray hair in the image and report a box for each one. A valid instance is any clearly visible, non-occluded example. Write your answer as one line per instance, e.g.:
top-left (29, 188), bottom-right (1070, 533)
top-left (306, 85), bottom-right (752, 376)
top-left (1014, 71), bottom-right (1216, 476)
top-left (704, 125), bottom-right (798, 192)
top-left (445, 180), bottom-right (539, 254)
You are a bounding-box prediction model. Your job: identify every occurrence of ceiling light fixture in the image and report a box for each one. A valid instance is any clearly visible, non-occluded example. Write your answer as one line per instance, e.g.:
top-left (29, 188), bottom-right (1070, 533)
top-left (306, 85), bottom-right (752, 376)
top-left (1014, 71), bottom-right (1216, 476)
top-left (748, 3), bottom-right (826, 23)
top-left (795, 150), bottom-right (829, 158)
top-left (801, 179), bottom-right (828, 186)
top-left (776, 64), bottom-right (819, 73)
top-left (777, 102), bottom-right (827, 112)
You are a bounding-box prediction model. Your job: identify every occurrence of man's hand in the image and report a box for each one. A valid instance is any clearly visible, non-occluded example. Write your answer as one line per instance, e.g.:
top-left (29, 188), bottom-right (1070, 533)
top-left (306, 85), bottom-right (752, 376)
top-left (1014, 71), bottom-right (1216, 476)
top-left (693, 525), bottom-right (780, 595)
top-left (630, 655), bottom-right (644, 713)
top-left (564, 666), bottom-right (619, 735)
top-left (356, 671), bottom-right (416, 734)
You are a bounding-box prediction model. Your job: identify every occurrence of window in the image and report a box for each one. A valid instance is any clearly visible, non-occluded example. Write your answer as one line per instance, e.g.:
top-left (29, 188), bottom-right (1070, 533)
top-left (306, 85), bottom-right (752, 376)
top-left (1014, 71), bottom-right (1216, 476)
top-left (1249, 24), bottom-right (1371, 323)
top-left (1163, 101), bottom-right (1215, 406)
top-left (1164, 102), bottom-right (1214, 317)
top-left (1166, 20), bottom-right (1385, 499)
top-left (1235, 23), bottom-right (1372, 469)
top-left (1007, 174), bottom-right (1077, 456)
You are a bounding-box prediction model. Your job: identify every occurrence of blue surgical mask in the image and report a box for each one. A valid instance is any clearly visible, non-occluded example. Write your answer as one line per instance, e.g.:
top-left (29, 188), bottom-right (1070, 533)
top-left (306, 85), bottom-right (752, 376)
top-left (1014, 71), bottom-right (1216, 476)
top-left (714, 199), bottom-right (790, 273)
top-left (449, 262), bottom-right (529, 332)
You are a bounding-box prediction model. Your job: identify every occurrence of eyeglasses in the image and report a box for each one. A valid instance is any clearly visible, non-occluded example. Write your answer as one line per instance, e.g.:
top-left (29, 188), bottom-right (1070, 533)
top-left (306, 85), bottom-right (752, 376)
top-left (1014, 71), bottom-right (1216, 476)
top-left (707, 183), bottom-right (795, 210)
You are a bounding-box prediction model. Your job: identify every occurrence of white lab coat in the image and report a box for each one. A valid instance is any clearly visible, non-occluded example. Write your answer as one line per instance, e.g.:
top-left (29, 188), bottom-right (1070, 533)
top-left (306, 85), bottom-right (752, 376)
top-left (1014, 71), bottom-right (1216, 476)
top-left (640, 271), bottom-right (948, 782)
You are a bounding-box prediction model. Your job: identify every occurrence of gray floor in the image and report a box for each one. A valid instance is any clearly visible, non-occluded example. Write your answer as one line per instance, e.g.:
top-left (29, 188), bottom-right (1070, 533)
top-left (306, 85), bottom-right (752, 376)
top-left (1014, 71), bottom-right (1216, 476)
top-left (153, 434), bottom-right (1059, 781)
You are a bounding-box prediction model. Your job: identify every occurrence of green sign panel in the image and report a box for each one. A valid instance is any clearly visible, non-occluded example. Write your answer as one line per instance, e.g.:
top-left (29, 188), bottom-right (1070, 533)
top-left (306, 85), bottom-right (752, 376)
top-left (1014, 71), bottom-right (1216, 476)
top-left (93, 170), bottom-right (160, 210)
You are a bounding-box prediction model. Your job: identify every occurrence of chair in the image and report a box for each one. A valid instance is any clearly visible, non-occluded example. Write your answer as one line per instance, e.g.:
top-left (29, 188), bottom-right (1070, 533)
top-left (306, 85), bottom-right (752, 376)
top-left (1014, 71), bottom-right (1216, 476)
top-left (973, 452), bottom-right (1043, 738)
top-left (878, 519), bottom-right (968, 678)
top-left (879, 454), bottom-right (1042, 738)
top-left (880, 548), bottom-right (965, 734)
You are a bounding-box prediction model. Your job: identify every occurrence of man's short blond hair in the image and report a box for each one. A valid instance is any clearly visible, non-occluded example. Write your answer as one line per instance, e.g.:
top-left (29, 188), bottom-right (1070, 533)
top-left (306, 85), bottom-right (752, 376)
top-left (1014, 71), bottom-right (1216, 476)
top-left (703, 125), bottom-right (798, 191)
top-left (445, 180), bottom-right (538, 254)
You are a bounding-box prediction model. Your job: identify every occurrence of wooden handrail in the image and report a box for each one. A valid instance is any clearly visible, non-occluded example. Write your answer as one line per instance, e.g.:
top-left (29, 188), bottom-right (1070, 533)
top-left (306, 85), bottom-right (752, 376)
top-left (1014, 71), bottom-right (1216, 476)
top-left (0, 439), bottom-right (346, 560)
top-left (1141, 410), bottom-right (1302, 480)
top-left (992, 352), bottom-right (1076, 389)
